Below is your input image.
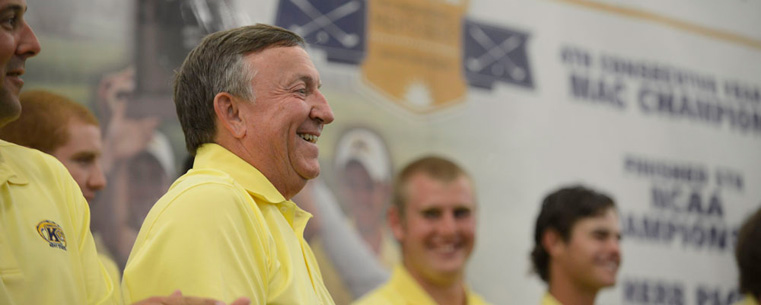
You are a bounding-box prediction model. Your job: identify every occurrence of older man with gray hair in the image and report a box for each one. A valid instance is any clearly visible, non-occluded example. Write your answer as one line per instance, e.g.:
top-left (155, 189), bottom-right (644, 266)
top-left (123, 24), bottom-right (335, 305)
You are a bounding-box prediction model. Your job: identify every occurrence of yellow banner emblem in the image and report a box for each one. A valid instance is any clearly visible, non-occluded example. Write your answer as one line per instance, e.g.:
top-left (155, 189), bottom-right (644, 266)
top-left (361, 0), bottom-right (468, 113)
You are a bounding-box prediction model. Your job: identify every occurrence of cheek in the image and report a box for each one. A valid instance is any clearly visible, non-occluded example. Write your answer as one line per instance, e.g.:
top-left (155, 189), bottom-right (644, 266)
top-left (68, 166), bottom-right (89, 189)
top-left (572, 242), bottom-right (599, 263)
top-left (459, 220), bottom-right (476, 235)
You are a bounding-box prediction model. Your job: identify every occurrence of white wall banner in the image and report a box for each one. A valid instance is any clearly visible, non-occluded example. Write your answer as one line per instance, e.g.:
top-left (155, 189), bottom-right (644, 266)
top-left (27, 0), bottom-right (761, 304)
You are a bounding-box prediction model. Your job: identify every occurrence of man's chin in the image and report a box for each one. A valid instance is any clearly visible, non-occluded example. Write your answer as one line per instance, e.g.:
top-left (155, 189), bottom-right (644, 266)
top-left (0, 95), bottom-right (21, 126)
top-left (296, 163), bottom-right (321, 180)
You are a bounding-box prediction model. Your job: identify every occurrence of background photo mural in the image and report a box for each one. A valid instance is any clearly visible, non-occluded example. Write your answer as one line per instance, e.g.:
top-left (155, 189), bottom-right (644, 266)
top-left (25, 0), bottom-right (761, 304)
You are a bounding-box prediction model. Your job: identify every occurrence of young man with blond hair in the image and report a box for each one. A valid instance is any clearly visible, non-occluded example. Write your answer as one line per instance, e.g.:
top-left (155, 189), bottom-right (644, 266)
top-left (353, 156), bottom-right (490, 305)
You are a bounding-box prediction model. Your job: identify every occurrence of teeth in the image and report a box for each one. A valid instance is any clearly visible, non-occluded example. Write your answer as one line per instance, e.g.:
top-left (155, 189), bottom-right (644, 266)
top-left (434, 244), bottom-right (456, 254)
top-left (299, 133), bottom-right (318, 143)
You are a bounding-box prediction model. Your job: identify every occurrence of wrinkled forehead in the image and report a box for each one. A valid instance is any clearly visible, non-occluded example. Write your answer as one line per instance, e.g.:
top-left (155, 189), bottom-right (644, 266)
top-left (246, 46), bottom-right (319, 83)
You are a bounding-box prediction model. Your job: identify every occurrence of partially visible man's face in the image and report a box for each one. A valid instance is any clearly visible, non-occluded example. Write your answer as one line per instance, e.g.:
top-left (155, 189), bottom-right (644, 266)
top-left (392, 173), bottom-right (476, 284)
top-left (0, 0), bottom-right (40, 126)
top-left (554, 208), bottom-right (621, 291)
top-left (52, 120), bottom-right (107, 203)
top-left (340, 160), bottom-right (389, 233)
top-left (239, 46), bottom-right (334, 198)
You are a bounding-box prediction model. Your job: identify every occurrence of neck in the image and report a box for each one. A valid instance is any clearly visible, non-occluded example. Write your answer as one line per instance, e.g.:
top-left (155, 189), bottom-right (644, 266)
top-left (216, 137), bottom-right (302, 199)
top-left (405, 264), bottom-right (467, 305)
top-left (548, 280), bottom-right (598, 305)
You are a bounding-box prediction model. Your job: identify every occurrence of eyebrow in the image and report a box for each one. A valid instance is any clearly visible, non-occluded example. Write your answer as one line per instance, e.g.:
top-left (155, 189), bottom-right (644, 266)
top-left (291, 74), bottom-right (321, 89)
top-left (592, 228), bottom-right (622, 238)
top-left (0, 4), bottom-right (24, 14)
top-left (71, 151), bottom-right (101, 159)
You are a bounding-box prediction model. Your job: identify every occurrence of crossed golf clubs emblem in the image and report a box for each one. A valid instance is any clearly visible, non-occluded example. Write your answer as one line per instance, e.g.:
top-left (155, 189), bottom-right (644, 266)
top-left (466, 25), bottom-right (527, 81)
top-left (287, 0), bottom-right (361, 48)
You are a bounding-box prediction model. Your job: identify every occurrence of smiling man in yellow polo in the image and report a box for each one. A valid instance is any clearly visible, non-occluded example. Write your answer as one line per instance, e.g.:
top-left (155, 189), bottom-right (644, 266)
top-left (531, 186), bottom-right (621, 305)
top-left (0, 1), bottom-right (117, 303)
top-left (352, 156), bottom-right (490, 305)
top-left (122, 24), bottom-right (336, 305)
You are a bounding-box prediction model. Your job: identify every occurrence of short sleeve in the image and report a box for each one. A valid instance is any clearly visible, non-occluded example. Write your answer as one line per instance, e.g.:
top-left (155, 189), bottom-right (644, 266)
top-left (122, 181), bottom-right (272, 304)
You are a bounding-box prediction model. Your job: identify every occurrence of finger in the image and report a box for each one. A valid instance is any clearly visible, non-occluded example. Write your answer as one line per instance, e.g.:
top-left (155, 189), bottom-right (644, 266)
top-left (111, 99), bottom-right (128, 120)
top-left (165, 290), bottom-right (184, 303)
top-left (170, 296), bottom-right (225, 305)
top-left (230, 297), bottom-right (251, 305)
top-left (130, 296), bottom-right (165, 305)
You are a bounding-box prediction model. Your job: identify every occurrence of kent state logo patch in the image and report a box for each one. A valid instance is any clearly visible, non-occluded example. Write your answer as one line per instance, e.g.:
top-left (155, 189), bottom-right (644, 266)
top-left (37, 220), bottom-right (67, 251)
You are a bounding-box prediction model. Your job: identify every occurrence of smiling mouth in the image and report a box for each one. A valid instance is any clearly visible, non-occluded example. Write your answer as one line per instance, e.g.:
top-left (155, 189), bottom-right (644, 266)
top-left (298, 133), bottom-right (318, 144)
top-left (430, 241), bottom-right (463, 256)
top-left (436, 244), bottom-right (456, 254)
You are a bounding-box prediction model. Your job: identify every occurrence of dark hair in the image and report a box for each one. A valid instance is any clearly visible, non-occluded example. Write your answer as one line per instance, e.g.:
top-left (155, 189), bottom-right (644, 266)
top-left (392, 156), bottom-right (472, 218)
top-left (174, 24), bottom-right (305, 155)
top-left (736, 206), bottom-right (761, 297)
top-left (531, 185), bottom-right (616, 283)
top-left (0, 90), bottom-right (98, 153)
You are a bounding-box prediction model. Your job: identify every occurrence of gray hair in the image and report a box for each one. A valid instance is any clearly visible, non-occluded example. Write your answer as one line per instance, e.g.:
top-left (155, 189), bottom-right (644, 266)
top-left (174, 24), bottom-right (305, 155)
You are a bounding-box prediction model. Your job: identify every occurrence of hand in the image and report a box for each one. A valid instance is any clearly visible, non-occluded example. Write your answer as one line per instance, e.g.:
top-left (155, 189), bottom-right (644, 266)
top-left (133, 290), bottom-right (251, 305)
top-left (97, 66), bottom-right (135, 113)
top-left (97, 67), bottom-right (160, 171)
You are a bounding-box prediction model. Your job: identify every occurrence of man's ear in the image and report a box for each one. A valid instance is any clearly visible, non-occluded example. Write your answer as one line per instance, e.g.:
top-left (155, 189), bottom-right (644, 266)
top-left (388, 206), bottom-right (405, 242)
top-left (213, 92), bottom-right (246, 139)
top-left (542, 228), bottom-right (564, 257)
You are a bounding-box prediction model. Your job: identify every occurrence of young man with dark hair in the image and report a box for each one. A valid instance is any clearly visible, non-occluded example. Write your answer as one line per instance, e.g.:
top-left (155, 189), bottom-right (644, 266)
top-left (531, 185), bottom-right (621, 305)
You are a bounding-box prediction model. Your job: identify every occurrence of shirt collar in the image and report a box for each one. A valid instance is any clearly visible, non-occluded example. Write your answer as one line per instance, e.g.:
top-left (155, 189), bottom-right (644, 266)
top-left (742, 294), bottom-right (760, 305)
top-left (542, 292), bottom-right (563, 305)
top-left (194, 143), bottom-right (287, 204)
top-left (388, 265), bottom-right (483, 305)
top-left (0, 141), bottom-right (30, 185)
top-left (389, 265), bottom-right (438, 304)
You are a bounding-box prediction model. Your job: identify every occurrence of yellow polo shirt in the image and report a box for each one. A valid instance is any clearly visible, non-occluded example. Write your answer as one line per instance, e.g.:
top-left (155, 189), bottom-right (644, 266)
top-left (736, 295), bottom-right (759, 305)
top-left (122, 143), bottom-right (334, 305)
top-left (0, 140), bottom-right (116, 304)
top-left (541, 293), bottom-right (562, 305)
top-left (351, 265), bottom-right (490, 305)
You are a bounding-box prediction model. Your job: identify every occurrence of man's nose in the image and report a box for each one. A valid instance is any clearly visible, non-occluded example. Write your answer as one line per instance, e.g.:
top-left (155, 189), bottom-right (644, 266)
top-left (88, 163), bottom-right (107, 191)
top-left (310, 90), bottom-right (334, 125)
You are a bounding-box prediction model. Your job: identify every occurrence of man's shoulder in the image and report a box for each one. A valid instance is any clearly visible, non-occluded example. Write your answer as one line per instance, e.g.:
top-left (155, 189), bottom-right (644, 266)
top-left (0, 141), bottom-right (70, 180)
top-left (735, 295), bottom-right (760, 305)
top-left (167, 168), bottom-right (249, 201)
top-left (151, 170), bottom-right (253, 217)
top-left (141, 168), bottom-right (267, 234)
